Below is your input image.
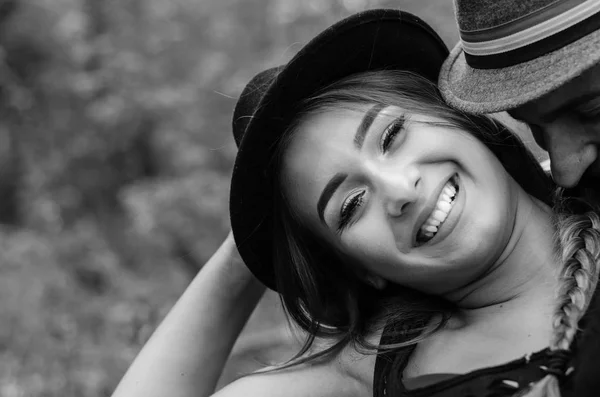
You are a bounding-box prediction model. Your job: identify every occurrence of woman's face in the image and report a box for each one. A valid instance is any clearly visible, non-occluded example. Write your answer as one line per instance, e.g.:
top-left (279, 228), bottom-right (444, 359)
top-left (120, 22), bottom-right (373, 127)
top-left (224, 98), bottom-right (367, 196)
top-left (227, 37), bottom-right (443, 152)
top-left (281, 103), bottom-right (523, 296)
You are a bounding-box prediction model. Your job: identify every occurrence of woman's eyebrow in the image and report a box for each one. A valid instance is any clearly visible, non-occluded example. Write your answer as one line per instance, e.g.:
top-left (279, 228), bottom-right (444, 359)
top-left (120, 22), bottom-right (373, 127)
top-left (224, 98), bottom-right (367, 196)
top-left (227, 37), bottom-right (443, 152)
top-left (354, 103), bottom-right (386, 149)
top-left (317, 172), bottom-right (347, 225)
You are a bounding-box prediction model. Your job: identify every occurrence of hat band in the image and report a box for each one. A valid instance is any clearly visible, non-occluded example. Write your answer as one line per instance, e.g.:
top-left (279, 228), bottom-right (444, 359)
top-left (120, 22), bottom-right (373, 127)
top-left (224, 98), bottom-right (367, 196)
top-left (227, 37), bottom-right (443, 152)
top-left (460, 0), bottom-right (600, 69)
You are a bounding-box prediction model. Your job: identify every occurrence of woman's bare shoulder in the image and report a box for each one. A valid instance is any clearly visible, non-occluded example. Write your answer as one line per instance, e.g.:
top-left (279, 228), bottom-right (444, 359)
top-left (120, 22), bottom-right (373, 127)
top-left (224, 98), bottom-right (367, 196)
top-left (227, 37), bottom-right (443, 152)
top-left (214, 326), bottom-right (383, 397)
top-left (212, 357), bottom-right (368, 397)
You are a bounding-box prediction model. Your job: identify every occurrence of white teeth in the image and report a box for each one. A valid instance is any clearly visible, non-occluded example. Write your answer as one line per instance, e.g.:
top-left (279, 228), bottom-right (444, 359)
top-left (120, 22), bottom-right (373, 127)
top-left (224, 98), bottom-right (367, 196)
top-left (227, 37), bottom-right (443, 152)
top-left (424, 225), bottom-right (438, 233)
top-left (432, 209), bottom-right (448, 222)
top-left (437, 201), bottom-right (452, 213)
top-left (418, 178), bottom-right (459, 242)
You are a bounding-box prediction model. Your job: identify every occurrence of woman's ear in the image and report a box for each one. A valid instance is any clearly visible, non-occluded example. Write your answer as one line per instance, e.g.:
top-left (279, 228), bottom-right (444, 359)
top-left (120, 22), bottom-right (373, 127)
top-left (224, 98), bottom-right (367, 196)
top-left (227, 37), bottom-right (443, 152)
top-left (365, 274), bottom-right (388, 290)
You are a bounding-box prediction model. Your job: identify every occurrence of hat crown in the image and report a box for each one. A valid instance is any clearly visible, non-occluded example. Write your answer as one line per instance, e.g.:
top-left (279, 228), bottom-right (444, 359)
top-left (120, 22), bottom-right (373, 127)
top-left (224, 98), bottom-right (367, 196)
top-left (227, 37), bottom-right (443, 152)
top-left (456, 0), bottom-right (558, 32)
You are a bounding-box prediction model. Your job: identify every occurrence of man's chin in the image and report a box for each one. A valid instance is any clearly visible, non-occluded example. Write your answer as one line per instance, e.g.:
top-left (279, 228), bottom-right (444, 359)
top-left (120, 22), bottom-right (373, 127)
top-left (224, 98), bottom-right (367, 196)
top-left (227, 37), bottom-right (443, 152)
top-left (563, 174), bottom-right (600, 208)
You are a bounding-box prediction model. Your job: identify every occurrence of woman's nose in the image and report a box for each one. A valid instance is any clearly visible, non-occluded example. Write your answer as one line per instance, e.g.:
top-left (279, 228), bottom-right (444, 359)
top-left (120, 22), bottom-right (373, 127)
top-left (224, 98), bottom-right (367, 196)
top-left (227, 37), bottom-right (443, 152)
top-left (374, 165), bottom-right (420, 217)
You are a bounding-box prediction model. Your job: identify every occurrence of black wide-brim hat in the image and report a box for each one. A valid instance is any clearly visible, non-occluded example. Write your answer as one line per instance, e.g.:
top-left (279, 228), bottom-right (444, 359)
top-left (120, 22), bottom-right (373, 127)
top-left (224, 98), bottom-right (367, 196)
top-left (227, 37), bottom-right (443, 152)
top-left (230, 9), bottom-right (449, 291)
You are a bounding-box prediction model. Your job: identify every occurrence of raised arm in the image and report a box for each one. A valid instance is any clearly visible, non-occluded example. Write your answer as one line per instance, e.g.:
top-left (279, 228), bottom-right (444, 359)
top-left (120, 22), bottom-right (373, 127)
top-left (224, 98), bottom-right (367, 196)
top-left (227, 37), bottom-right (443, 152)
top-left (111, 232), bottom-right (266, 397)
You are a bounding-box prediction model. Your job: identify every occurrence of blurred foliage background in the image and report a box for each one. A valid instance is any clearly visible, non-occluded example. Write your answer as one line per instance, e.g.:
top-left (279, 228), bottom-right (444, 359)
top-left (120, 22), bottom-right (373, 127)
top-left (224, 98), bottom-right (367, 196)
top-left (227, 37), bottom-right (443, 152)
top-left (0, 1), bottom-right (545, 396)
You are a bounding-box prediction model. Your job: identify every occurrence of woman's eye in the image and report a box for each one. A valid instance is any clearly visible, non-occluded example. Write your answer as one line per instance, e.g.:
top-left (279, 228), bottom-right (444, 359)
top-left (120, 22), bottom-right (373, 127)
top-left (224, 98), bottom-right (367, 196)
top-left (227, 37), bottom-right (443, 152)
top-left (380, 116), bottom-right (405, 152)
top-left (338, 190), bottom-right (365, 232)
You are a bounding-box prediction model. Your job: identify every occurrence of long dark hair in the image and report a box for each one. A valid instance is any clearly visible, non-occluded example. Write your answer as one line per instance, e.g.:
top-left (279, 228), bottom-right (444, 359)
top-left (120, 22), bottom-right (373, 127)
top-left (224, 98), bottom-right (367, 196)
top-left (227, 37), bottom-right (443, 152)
top-left (267, 70), bottom-right (555, 367)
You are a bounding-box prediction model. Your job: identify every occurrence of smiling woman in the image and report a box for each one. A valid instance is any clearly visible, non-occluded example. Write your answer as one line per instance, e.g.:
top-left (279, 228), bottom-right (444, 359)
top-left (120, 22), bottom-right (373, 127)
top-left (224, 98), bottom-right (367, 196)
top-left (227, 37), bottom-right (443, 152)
top-left (112, 9), bottom-right (600, 397)
top-left (273, 70), bottom-right (548, 300)
top-left (280, 93), bottom-right (516, 294)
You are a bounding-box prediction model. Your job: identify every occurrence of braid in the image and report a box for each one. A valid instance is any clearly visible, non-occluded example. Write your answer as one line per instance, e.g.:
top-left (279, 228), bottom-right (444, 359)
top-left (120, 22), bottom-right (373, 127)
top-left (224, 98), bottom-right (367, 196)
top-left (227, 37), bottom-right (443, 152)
top-left (551, 209), bottom-right (600, 351)
top-left (523, 192), bottom-right (600, 396)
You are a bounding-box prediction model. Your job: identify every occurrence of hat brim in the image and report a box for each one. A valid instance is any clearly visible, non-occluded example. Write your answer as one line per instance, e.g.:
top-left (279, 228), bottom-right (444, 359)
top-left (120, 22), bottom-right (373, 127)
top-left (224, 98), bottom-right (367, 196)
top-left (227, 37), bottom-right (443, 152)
top-left (230, 9), bottom-right (448, 290)
top-left (439, 28), bottom-right (600, 114)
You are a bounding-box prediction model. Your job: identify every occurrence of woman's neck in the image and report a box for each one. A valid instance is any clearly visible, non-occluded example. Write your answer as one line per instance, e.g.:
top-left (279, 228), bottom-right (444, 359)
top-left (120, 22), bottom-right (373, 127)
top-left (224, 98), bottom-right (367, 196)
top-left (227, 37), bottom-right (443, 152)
top-left (443, 189), bottom-right (560, 319)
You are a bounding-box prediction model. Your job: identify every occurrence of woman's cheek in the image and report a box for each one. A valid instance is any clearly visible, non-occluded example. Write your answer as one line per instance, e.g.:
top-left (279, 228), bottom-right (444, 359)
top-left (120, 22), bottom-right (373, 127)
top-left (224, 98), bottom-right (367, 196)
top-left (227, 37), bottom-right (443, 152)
top-left (345, 229), bottom-right (398, 276)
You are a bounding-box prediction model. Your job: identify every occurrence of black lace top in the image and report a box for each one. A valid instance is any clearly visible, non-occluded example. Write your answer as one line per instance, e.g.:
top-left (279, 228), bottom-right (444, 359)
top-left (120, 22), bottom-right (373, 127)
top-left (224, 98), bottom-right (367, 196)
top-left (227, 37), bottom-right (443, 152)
top-left (372, 284), bottom-right (600, 397)
top-left (373, 330), bottom-right (575, 397)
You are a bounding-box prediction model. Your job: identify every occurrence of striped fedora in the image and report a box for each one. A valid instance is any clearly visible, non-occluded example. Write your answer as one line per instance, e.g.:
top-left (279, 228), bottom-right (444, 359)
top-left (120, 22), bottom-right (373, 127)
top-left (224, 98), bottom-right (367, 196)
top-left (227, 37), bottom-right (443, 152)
top-left (439, 0), bottom-right (600, 113)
